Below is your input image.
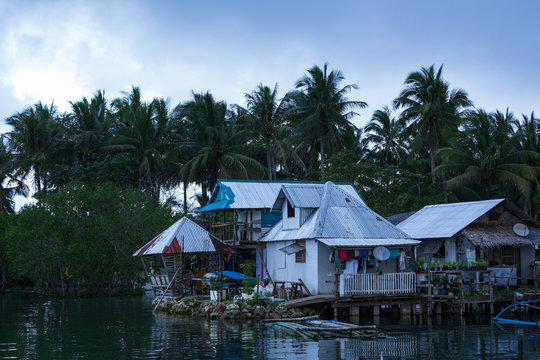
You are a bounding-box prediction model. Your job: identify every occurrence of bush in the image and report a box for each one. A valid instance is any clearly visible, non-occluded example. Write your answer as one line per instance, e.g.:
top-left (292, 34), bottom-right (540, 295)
top-left (1, 181), bottom-right (175, 295)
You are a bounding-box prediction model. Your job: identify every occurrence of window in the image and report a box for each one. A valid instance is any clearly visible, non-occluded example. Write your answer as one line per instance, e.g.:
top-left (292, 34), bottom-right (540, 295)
top-left (295, 240), bottom-right (306, 263)
top-left (287, 200), bottom-right (295, 218)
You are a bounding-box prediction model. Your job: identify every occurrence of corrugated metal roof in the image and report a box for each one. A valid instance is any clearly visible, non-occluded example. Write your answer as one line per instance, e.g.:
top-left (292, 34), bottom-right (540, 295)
top-left (198, 179), bottom-right (363, 212)
top-left (133, 217), bottom-right (231, 256)
top-left (260, 182), bottom-right (414, 247)
top-left (318, 238), bottom-right (420, 247)
top-left (397, 199), bottom-right (505, 239)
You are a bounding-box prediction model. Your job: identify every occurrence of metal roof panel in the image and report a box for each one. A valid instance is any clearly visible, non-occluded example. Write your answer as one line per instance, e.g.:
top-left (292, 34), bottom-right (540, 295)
top-left (397, 199), bottom-right (505, 239)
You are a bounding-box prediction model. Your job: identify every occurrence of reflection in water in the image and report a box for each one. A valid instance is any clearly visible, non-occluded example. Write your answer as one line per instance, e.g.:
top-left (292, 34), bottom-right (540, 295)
top-left (1, 293), bottom-right (539, 359)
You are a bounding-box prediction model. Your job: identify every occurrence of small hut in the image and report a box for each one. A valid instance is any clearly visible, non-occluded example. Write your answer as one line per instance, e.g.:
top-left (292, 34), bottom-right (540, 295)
top-left (133, 217), bottom-right (232, 298)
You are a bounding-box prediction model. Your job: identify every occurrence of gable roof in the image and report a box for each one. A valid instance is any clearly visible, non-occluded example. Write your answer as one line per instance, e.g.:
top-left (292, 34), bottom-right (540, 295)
top-left (197, 179), bottom-right (363, 212)
top-left (260, 182), bottom-right (419, 247)
top-left (133, 217), bottom-right (231, 256)
top-left (272, 183), bottom-right (363, 210)
top-left (397, 199), bottom-right (505, 239)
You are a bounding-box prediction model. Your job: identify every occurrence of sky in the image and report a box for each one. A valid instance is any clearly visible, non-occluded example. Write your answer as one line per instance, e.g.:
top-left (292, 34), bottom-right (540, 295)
top-left (1, 0), bottom-right (540, 206)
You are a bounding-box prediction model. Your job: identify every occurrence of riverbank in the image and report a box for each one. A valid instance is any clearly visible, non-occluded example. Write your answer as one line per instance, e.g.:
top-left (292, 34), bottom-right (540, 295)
top-left (152, 297), bottom-right (318, 319)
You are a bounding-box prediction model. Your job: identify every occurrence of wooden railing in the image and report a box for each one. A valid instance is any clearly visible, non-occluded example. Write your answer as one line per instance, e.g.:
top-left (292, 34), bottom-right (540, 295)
top-left (340, 272), bottom-right (417, 296)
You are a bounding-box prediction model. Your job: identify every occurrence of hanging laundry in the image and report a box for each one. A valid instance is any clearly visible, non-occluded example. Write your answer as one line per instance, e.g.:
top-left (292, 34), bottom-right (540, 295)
top-left (390, 248), bottom-right (401, 258)
top-left (357, 250), bottom-right (369, 259)
top-left (399, 250), bottom-right (406, 270)
top-left (346, 250), bottom-right (355, 259)
top-left (338, 249), bottom-right (347, 259)
top-left (329, 249), bottom-right (335, 263)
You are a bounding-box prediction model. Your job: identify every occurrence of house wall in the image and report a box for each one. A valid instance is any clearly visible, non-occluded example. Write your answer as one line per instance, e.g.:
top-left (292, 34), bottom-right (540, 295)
top-left (282, 200), bottom-right (300, 229)
top-left (237, 209), bottom-right (264, 241)
top-left (520, 245), bottom-right (534, 284)
top-left (316, 242), bottom-right (335, 294)
top-left (265, 240), bottom-right (328, 294)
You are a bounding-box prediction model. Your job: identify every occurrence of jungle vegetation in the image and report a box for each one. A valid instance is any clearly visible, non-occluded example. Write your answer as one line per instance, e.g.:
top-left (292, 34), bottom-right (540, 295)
top-left (0, 63), bottom-right (538, 293)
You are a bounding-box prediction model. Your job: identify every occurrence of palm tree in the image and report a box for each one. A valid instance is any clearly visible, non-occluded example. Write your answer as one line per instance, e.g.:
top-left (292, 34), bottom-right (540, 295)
top-left (515, 111), bottom-right (539, 153)
top-left (239, 83), bottom-right (304, 180)
top-left (363, 106), bottom-right (408, 165)
top-left (106, 88), bottom-right (172, 202)
top-left (435, 109), bottom-right (538, 210)
top-left (68, 90), bottom-right (111, 163)
top-left (177, 92), bottom-right (264, 204)
top-left (394, 65), bottom-right (472, 183)
top-left (0, 136), bottom-right (29, 213)
top-left (293, 63), bottom-right (367, 179)
top-left (6, 102), bottom-right (61, 193)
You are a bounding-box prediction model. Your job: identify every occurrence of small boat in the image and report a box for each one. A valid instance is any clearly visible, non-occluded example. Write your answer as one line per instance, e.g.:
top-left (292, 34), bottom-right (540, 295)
top-left (493, 299), bottom-right (540, 326)
top-left (266, 315), bottom-right (377, 340)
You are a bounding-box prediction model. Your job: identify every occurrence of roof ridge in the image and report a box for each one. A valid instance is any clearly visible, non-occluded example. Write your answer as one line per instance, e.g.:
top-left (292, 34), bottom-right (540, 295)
top-left (423, 198), bottom-right (505, 208)
top-left (217, 179), bottom-right (352, 185)
top-left (314, 182), bottom-right (333, 237)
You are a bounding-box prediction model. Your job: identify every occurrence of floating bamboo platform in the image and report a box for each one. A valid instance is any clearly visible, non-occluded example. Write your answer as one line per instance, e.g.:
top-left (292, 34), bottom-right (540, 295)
top-left (269, 318), bottom-right (377, 340)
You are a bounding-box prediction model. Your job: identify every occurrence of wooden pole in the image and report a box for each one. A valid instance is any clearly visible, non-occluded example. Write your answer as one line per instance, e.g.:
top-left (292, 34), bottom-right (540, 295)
top-left (334, 270), bottom-right (340, 320)
top-left (489, 271), bottom-right (494, 316)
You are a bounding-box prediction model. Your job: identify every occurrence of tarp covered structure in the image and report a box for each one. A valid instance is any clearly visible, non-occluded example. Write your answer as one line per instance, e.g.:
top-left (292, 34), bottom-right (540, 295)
top-left (133, 217), bottom-right (232, 256)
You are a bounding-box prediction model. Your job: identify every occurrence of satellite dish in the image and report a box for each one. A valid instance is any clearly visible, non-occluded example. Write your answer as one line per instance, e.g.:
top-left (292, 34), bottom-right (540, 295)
top-left (513, 223), bottom-right (529, 237)
top-left (373, 246), bottom-right (391, 261)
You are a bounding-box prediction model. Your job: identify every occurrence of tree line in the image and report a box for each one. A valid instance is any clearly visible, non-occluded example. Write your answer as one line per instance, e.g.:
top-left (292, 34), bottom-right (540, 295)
top-left (0, 62), bottom-right (538, 293)
top-left (1, 63), bottom-right (537, 218)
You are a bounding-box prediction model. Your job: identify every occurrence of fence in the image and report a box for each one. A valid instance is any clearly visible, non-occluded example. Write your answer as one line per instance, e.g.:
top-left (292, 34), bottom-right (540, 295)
top-left (340, 272), bottom-right (416, 296)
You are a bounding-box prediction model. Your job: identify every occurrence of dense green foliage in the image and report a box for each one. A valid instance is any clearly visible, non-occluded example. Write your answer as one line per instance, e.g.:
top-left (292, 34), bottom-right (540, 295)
top-left (0, 62), bottom-right (538, 293)
top-left (0, 182), bottom-right (175, 295)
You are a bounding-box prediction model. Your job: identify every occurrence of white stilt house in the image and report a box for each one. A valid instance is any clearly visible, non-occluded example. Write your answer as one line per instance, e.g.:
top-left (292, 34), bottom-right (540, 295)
top-left (260, 181), bottom-right (420, 296)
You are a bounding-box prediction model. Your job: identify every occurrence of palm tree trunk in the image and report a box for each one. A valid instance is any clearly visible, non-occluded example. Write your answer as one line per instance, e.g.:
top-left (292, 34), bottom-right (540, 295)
top-left (0, 185), bottom-right (3, 213)
top-left (35, 165), bottom-right (42, 193)
top-left (266, 137), bottom-right (273, 180)
top-left (428, 119), bottom-right (436, 184)
top-left (183, 180), bottom-right (188, 214)
top-left (271, 152), bottom-right (277, 180)
top-left (320, 133), bottom-right (326, 180)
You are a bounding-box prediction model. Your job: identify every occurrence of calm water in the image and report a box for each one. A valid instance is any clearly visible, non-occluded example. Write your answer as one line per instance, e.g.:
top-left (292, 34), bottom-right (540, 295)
top-left (1, 292), bottom-right (539, 359)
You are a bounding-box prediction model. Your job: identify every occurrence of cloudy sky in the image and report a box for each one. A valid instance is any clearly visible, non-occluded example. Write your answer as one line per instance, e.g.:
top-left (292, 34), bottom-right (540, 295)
top-left (1, 0), bottom-right (539, 135)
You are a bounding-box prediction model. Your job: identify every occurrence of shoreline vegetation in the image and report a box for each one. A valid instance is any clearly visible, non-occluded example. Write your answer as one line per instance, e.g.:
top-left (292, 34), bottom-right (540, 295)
top-left (0, 63), bottom-right (538, 296)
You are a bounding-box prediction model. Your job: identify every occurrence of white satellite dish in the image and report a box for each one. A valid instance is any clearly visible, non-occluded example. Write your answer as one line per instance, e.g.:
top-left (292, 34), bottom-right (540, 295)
top-left (373, 246), bottom-right (391, 261)
top-left (513, 223), bottom-right (529, 237)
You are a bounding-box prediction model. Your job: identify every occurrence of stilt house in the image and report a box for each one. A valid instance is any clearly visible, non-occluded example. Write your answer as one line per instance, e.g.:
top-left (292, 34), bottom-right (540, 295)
top-left (260, 181), bottom-right (420, 295)
top-left (397, 199), bottom-right (540, 286)
top-left (133, 217), bottom-right (232, 298)
top-left (197, 179), bottom-right (363, 276)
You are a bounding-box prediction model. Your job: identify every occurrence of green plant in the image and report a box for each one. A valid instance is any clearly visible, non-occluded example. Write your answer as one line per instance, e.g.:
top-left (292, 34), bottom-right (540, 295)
top-left (181, 296), bottom-right (196, 303)
top-left (246, 294), bottom-right (260, 306)
top-left (242, 278), bottom-right (258, 290)
top-left (210, 283), bottom-right (219, 290)
top-left (240, 260), bottom-right (256, 277)
top-left (268, 301), bottom-right (279, 309)
top-left (417, 257), bottom-right (426, 267)
top-left (243, 288), bottom-right (254, 295)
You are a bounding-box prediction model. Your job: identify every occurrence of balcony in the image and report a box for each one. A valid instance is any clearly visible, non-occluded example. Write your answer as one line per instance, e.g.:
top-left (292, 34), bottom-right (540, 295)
top-left (340, 272), bottom-right (417, 296)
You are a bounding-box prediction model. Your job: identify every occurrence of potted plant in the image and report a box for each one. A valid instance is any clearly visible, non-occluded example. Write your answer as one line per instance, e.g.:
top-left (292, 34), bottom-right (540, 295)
top-left (210, 282), bottom-right (219, 301)
top-left (417, 257), bottom-right (426, 272)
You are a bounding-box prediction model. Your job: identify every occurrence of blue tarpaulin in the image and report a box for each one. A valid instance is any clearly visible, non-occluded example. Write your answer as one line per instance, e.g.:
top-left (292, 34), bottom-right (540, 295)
top-left (219, 271), bottom-right (256, 280)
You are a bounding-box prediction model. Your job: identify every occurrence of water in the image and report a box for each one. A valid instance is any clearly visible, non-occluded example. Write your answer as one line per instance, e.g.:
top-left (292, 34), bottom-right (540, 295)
top-left (1, 293), bottom-right (539, 359)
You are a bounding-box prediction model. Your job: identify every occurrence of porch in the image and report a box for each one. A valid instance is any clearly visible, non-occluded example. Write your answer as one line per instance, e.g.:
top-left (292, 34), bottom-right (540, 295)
top-left (339, 272), bottom-right (417, 296)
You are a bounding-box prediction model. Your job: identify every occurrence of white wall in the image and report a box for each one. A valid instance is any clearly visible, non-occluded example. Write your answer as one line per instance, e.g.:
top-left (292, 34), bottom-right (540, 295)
top-left (282, 200), bottom-right (300, 229)
top-left (316, 242), bottom-right (336, 294)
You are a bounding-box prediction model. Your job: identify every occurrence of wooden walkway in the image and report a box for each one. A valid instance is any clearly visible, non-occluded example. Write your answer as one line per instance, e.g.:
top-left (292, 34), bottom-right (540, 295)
top-left (281, 295), bottom-right (334, 308)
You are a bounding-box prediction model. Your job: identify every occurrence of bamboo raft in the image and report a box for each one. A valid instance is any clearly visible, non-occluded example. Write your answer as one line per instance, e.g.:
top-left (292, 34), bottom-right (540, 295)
top-left (267, 316), bottom-right (378, 340)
